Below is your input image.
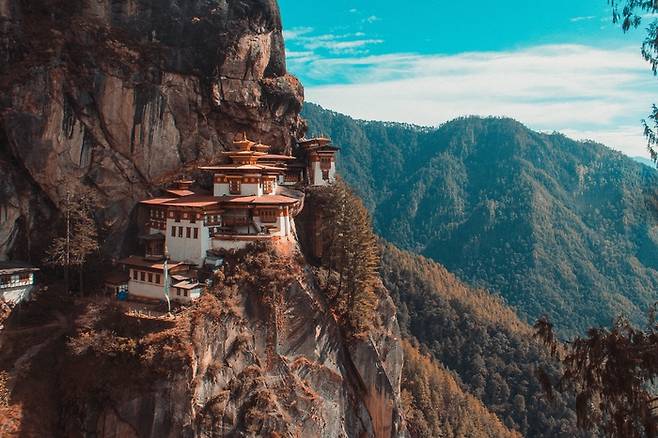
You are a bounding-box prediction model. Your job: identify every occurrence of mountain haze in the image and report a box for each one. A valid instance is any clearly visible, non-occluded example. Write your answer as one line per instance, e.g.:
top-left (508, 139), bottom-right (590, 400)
top-left (303, 103), bottom-right (658, 334)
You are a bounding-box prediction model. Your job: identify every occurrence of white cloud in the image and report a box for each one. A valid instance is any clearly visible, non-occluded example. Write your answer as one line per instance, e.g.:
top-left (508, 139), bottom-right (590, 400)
top-left (285, 29), bottom-right (384, 55)
top-left (282, 27), bottom-right (314, 42)
top-left (558, 126), bottom-right (650, 158)
top-left (364, 15), bottom-right (381, 23)
top-left (570, 16), bottom-right (596, 22)
top-left (304, 38), bottom-right (384, 54)
top-left (293, 44), bottom-right (658, 158)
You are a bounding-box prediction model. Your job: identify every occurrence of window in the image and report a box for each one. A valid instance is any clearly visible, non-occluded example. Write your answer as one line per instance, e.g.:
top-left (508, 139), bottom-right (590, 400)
top-left (171, 226), bottom-right (176, 237)
top-left (155, 274), bottom-right (160, 284)
top-left (148, 273), bottom-right (153, 283)
top-left (186, 227), bottom-right (191, 238)
top-left (193, 228), bottom-right (199, 239)
top-left (176, 289), bottom-right (181, 296)
top-left (263, 180), bottom-right (274, 194)
top-left (133, 270), bottom-right (138, 280)
top-left (178, 227), bottom-right (183, 238)
top-left (229, 179), bottom-right (241, 194)
top-left (321, 157), bottom-right (332, 181)
top-left (140, 272), bottom-right (146, 282)
top-left (183, 290), bottom-right (188, 297)
top-left (260, 209), bottom-right (278, 223)
top-left (174, 212), bottom-right (181, 223)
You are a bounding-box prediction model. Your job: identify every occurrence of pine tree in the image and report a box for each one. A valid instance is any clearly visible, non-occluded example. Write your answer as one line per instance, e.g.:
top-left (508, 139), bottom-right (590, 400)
top-left (45, 183), bottom-right (100, 295)
top-left (317, 179), bottom-right (380, 335)
top-left (535, 315), bottom-right (658, 437)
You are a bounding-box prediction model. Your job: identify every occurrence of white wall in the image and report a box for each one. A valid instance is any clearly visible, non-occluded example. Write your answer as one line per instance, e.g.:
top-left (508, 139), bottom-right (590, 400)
top-left (171, 288), bottom-right (202, 303)
top-left (251, 214), bottom-right (291, 237)
top-left (213, 179), bottom-right (263, 197)
top-left (214, 182), bottom-right (230, 196)
top-left (127, 279), bottom-right (168, 301)
top-left (311, 162), bottom-right (324, 186)
top-left (1, 285), bottom-right (35, 306)
top-left (241, 183), bottom-right (261, 196)
top-left (211, 239), bottom-right (249, 251)
top-left (165, 219), bottom-right (210, 266)
top-left (311, 161), bottom-right (337, 186)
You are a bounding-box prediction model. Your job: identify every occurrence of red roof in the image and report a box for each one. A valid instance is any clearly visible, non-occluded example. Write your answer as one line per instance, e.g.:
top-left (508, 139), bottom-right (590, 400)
top-left (153, 195), bottom-right (220, 208)
top-left (256, 154), bottom-right (295, 161)
top-left (221, 194), bottom-right (299, 205)
top-left (173, 280), bottom-right (203, 290)
top-left (200, 164), bottom-right (284, 173)
top-left (166, 189), bottom-right (196, 197)
top-left (118, 256), bottom-right (188, 271)
top-left (298, 137), bottom-right (332, 146)
top-left (140, 197), bottom-right (178, 206)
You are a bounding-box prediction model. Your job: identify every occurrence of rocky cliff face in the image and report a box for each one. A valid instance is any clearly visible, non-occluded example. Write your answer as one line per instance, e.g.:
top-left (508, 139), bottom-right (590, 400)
top-left (0, 0), bottom-right (304, 259)
top-left (0, 246), bottom-right (405, 437)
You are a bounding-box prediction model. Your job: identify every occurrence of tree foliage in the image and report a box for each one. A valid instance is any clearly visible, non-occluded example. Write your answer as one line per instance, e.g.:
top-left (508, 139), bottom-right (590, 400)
top-left (380, 243), bottom-right (586, 437)
top-left (608, 0), bottom-right (658, 162)
top-left (401, 340), bottom-right (521, 438)
top-left (536, 314), bottom-right (658, 437)
top-left (309, 179), bottom-right (380, 335)
top-left (44, 183), bottom-right (100, 294)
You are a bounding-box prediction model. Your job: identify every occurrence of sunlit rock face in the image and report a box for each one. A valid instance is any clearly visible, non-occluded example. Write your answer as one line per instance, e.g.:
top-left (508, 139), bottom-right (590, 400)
top-left (0, 0), bottom-right (305, 258)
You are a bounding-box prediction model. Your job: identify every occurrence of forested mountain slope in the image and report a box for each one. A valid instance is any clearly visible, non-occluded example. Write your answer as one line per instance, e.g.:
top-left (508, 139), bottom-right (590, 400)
top-left (303, 103), bottom-right (658, 335)
top-left (381, 243), bottom-right (585, 437)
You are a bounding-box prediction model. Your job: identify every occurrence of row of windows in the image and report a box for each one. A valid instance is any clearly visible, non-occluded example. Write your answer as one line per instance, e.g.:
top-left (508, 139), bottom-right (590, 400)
top-left (132, 270), bottom-right (161, 285)
top-left (175, 288), bottom-right (190, 297)
top-left (149, 209), bottom-right (166, 219)
top-left (222, 180), bottom-right (277, 195)
top-left (206, 214), bottom-right (221, 224)
top-left (229, 180), bottom-right (241, 194)
top-left (171, 226), bottom-right (199, 239)
top-left (258, 209), bottom-right (279, 223)
top-left (0, 273), bottom-right (31, 285)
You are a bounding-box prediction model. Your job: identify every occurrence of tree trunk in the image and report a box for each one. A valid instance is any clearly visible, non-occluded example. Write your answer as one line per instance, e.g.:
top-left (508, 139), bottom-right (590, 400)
top-left (79, 263), bottom-right (84, 296)
top-left (64, 266), bottom-right (69, 295)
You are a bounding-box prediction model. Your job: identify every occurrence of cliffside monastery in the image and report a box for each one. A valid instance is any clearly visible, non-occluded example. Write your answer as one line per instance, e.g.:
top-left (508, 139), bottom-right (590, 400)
top-left (113, 135), bottom-right (339, 304)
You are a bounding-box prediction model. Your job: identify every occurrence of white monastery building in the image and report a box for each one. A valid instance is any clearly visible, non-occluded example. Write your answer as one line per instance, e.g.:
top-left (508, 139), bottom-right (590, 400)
top-left (0, 262), bottom-right (39, 307)
top-left (117, 135), bottom-right (339, 303)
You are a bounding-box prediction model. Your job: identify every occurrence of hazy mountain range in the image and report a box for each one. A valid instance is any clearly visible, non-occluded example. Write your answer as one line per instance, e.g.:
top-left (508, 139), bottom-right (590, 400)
top-left (303, 102), bottom-right (658, 335)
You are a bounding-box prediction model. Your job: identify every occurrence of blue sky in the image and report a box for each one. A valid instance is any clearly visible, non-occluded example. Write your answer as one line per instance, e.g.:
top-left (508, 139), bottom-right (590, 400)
top-left (279, 0), bottom-right (658, 158)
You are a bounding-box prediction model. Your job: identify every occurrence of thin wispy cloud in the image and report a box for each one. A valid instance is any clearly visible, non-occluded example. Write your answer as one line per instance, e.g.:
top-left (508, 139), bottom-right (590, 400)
top-left (291, 44), bottom-right (658, 158)
top-left (571, 15), bottom-right (596, 22)
top-left (284, 27), bottom-right (384, 56)
top-left (282, 27), bottom-right (314, 41)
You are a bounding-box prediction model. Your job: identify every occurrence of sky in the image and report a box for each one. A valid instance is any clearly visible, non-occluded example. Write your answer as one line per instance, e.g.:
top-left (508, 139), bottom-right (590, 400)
top-left (278, 0), bottom-right (658, 158)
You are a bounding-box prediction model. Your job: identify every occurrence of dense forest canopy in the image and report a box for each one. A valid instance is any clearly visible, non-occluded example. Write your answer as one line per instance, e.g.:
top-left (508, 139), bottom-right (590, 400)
top-left (380, 243), bottom-right (586, 437)
top-left (303, 102), bottom-right (658, 336)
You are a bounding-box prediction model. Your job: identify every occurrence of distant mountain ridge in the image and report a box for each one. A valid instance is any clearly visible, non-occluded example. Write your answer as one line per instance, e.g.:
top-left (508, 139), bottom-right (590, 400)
top-left (634, 156), bottom-right (657, 168)
top-left (303, 102), bottom-right (658, 335)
